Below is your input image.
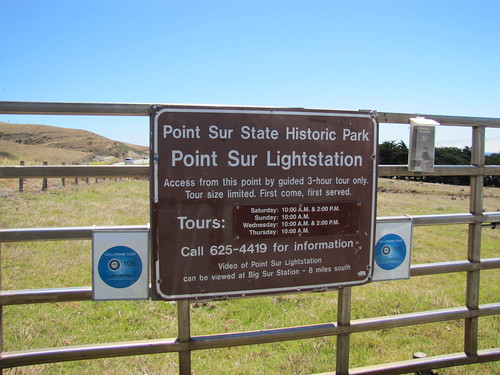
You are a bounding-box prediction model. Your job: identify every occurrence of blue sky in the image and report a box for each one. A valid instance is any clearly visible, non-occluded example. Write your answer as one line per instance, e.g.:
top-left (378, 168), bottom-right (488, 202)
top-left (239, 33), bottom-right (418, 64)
top-left (1, 0), bottom-right (499, 152)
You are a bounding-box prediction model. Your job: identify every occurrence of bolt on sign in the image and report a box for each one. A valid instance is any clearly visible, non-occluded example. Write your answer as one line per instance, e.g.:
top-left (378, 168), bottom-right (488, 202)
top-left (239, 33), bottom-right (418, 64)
top-left (151, 105), bottom-right (378, 301)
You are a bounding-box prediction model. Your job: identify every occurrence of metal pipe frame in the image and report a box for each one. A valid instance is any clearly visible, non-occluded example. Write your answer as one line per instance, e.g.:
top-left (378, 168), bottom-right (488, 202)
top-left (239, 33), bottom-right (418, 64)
top-left (1, 165), bottom-right (499, 179)
top-left (177, 300), bottom-right (191, 375)
top-left (0, 225), bottom-right (149, 242)
top-left (0, 256), bottom-right (498, 306)
top-left (378, 165), bottom-right (499, 177)
top-left (0, 101), bottom-right (151, 116)
top-left (2, 101), bottom-right (500, 127)
top-left (3, 213), bottom-right (500, 243)
top-left (0, 256), bottom-right (498, 307)
top-left (318, 349), bottom-right (500, 375)
top-left (0, 243), bottom-right (3, 375)
top-left (1, 101), bottom-right (500, 374)
top-left (336, 287), bottom-right (352, 375)
top-left (0, 304), bottom-right (498, 369)
top-left (0, 214), bottom-right (499, 308)
top-left (464, 126), bottom-right (486, 356)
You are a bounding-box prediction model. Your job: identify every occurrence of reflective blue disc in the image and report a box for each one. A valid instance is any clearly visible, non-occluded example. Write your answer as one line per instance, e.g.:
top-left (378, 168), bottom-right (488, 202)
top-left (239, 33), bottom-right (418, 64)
top-left (98, 246), bottom-right (142, 288)
top-left (375, 234), bottom-right (406, 270)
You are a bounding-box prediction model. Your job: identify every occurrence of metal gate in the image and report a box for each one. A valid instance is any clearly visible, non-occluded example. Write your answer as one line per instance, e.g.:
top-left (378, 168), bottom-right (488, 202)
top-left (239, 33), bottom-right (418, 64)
top-left (0, 101), bottom-right (499, 374)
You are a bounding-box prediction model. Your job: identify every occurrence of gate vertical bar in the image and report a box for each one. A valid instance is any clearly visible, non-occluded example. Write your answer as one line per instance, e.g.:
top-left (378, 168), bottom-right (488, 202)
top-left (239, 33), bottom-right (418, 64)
top-left (177, 300), bottom-right (191, 375)
top-left (0, 243), bottom-right (3, 375)
top-left (464, 125), bottom-right (485, 356)
top-left (336, 287), bottom-right (352, 375)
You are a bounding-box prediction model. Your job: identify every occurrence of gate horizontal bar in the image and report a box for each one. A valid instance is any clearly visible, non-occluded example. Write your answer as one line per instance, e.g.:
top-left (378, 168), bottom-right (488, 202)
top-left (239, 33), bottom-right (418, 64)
top-left (377, 111), bottom-right (500, 127)
top-left (411, 258), bottom-right (500, 276)
top-left (0, 258), bottom-right (498, 306)
top-left (0, 287), bottom-right (92, 305)
top-left (2, 214), bottom-right (500, 243)
top-left (379, 165), bottom-right (500, 177)
top-left (315, 348), bottom-right (500, 375)
top-left (0, 338), bottom-right (183, 368)
top-left (377, 212), bottom-right (500, 226)
top-left (1, 165), bottom-right (498, 179)
top-left (2, 101), bottom-right (500, 127)
top-left (0, 101), bottom-right (151, 116)
top-left (0, 225), bottom-right (149, 242)
top-left (1, 304), bottom-right (498, 368)
top-left (188, 304), bottom-right (500, 350)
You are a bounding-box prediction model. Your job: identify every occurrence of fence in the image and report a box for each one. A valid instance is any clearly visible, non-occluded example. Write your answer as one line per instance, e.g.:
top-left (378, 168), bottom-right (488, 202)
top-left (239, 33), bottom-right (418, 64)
top-left (0, 101), bottom-right (499, 374)
top-left (16, 161), bottom-right (106, 192)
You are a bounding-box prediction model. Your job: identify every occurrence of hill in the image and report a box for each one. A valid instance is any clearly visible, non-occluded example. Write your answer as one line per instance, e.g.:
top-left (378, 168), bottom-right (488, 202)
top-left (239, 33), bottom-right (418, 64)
top-left (0, 122), bottom-right (148, 165)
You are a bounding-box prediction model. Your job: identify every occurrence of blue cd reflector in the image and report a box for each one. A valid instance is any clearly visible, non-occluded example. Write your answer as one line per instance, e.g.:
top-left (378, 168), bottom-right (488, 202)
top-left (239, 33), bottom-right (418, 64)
top-left (375, 234), bottom-right (406, 271)
top-left (98, 246), bottom-right (142, 288)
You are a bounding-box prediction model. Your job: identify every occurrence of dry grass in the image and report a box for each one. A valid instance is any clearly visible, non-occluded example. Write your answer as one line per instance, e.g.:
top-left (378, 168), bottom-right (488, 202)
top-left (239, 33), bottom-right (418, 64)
top-left (377, 178), bottom-right (500, 216)
top-left (0, 139), bottom-right (89, 165)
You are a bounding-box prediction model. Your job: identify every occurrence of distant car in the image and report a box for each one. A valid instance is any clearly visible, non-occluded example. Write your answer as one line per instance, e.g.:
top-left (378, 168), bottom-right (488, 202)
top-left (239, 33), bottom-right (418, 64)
top-left (124, 157), bottom-right (134, 164)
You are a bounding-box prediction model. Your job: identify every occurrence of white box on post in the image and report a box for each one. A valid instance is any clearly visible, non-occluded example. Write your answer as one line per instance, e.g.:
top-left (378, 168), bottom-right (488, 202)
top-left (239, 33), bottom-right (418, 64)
top-left (408, 117), bottom-right (439, 172)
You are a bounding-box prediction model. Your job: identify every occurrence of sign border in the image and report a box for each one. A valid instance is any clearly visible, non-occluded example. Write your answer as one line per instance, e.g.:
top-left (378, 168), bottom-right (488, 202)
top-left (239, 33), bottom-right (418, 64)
top-left (151, 105), bottom-right (379, 300)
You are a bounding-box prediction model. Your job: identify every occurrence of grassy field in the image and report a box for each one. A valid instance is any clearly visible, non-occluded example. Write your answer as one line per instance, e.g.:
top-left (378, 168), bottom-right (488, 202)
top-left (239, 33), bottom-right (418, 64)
top-left (0, 178), bottom-right (498, 374)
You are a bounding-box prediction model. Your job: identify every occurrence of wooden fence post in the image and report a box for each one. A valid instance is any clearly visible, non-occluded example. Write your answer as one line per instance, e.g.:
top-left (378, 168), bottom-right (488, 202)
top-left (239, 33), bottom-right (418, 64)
top-left (42, 161), bottom-right (48, 191)
top-left (74, 163), bottom-right (78, 185)
top-left (61, 163), bottom-right (66, 187)
top-left (19, 161), bottom-right (24, 192)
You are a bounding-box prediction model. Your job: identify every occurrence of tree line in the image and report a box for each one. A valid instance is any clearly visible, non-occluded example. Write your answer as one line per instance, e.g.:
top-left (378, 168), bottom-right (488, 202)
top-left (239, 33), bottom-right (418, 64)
top-left (379, 141), bottom-right (500, 187)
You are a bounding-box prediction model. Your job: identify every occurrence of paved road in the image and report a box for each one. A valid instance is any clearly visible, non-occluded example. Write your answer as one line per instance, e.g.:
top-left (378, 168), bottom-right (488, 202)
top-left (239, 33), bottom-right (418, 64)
top-left (115, 158), bottom-right (149, 165)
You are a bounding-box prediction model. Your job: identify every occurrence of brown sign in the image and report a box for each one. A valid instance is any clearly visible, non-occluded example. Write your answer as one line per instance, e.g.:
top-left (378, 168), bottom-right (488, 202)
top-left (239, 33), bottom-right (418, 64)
top-left (151, 105), bottom-right (378, 300)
